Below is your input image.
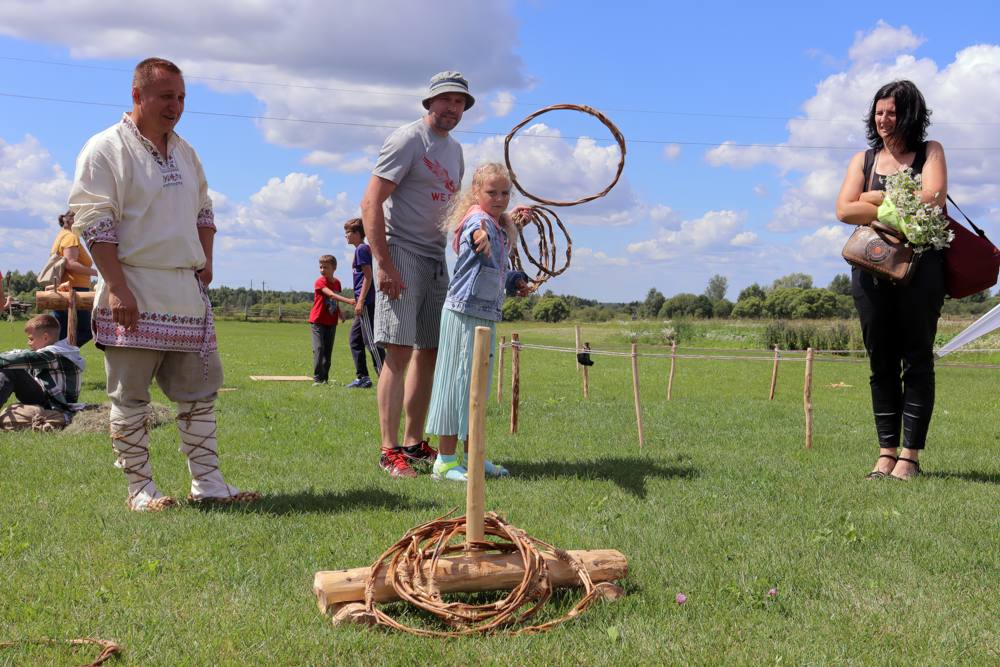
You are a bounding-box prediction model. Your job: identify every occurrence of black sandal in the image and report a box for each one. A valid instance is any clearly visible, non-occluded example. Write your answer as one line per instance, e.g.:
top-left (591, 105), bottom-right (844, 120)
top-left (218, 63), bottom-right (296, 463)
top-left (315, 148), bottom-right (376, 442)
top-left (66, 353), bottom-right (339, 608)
top-left (865, 454), bottom-right (898, 480)
top-left (889, 456), bottom-right (921, 481)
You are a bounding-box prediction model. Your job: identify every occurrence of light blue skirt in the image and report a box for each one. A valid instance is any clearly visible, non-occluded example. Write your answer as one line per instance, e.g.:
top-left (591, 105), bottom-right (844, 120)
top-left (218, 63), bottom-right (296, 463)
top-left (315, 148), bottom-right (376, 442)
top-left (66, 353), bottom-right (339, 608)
top-left (425, 308), bottom-right (497, 441)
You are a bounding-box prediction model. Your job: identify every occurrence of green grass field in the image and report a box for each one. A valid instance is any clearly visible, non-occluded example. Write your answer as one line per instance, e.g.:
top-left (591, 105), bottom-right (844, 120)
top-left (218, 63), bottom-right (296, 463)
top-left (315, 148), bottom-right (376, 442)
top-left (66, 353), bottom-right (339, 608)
top-left (2, 319), bottom-right (999, 665)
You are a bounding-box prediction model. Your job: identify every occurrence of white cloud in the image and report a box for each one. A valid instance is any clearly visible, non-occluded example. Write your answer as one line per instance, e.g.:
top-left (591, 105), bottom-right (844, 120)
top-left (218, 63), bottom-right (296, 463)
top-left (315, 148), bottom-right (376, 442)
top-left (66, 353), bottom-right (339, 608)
top-left (219, 173), bottom-right (357, 251)
top-left (705, 22), bottom-right (1000, 238)
top-left (847, 20), bottom-right (924, 65)
top-left (797, 224), bottom-right (853, 262)
top-left (491, 91), bottom-right (516, 117)
top-left (626, 210), bottom-right (750, 261)
top-left (662, 144), bottom-right (681, 161)
top-left (0, 1), bottom-right (527, 169)
top-left (730, 231), bottom-right (758, 246)
top-left (461, 122), bottom-right (641, 225)
top-left (0, 134), bottom-right (71, 222)
top-left (572, 247), bottom-right (629, 268)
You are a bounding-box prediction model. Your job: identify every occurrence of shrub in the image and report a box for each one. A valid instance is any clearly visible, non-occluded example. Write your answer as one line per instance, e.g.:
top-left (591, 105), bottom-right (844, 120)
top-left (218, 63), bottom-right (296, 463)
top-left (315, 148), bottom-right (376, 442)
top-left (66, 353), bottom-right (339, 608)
top-left (532, 295), bottom-right (570, 323)
top-left (762, 320), bottom-right (862, 351)
top-left (502, 298), bottom-right (528, 321)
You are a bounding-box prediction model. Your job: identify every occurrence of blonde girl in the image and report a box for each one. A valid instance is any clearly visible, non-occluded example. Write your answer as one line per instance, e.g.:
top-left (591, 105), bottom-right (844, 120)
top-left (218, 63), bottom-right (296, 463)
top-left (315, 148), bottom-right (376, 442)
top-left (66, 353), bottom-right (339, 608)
top-left (425, 163), bottom-right (524, 481)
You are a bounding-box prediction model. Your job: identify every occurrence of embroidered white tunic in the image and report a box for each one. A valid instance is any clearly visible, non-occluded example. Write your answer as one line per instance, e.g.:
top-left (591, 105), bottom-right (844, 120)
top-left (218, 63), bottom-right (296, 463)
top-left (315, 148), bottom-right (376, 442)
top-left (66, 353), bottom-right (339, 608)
top-left (69, 113), bottom-right (217, 353)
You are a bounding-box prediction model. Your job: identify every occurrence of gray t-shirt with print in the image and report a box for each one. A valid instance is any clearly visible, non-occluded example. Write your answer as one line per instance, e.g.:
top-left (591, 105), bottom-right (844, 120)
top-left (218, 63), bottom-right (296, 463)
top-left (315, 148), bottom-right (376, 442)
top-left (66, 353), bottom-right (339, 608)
top-left (372, 118), bottom-right (464, 260)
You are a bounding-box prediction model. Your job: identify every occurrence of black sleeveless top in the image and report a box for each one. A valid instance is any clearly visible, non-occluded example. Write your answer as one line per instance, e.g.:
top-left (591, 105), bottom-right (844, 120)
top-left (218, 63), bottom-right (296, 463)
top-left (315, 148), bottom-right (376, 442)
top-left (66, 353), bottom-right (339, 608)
top-left (862, 142), bottom-right (927, 193)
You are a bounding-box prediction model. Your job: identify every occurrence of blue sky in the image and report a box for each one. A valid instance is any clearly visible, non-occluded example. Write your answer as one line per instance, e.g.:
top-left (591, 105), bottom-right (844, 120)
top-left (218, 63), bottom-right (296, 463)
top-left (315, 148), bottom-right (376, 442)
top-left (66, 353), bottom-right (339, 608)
top-left (2, 1), bottom-right (998, 302)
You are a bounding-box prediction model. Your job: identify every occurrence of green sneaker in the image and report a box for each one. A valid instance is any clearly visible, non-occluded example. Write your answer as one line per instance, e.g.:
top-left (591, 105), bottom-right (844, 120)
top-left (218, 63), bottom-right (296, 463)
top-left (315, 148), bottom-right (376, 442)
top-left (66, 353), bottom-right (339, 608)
top-left (432, 457), bottom-right (468, 482)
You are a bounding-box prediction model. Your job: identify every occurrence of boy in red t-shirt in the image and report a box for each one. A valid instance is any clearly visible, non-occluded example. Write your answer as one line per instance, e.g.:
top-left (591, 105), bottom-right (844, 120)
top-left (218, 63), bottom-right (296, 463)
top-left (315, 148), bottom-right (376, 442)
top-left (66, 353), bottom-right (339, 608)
top-left (309, 255), bottom-right (355, 385)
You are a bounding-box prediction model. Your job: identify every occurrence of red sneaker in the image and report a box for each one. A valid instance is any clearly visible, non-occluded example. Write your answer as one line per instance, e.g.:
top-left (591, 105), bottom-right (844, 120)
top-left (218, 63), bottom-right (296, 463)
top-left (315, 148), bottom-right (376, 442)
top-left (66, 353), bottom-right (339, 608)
top-left (380, 448), bottom-right (417, 478)
top-left (401, 440), bottom-right (438, 466)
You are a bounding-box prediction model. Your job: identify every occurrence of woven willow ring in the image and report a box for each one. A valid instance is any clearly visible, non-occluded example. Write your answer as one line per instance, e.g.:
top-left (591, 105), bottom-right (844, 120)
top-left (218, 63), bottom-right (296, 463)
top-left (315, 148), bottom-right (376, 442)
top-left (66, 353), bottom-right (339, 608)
top-left (503, 103), bottom-right (627, 207)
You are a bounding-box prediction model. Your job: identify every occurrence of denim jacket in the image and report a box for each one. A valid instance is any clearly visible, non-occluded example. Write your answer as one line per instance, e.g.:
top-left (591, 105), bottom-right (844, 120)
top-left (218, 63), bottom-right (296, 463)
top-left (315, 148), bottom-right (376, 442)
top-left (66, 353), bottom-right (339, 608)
top-left (443, 208), bottom-right (511, 321)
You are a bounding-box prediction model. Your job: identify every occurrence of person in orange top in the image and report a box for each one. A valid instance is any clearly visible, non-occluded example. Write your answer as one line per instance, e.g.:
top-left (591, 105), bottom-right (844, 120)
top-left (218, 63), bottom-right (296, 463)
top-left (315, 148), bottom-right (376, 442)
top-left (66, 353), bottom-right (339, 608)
top-left (50, 210), bottom-right (98, 345)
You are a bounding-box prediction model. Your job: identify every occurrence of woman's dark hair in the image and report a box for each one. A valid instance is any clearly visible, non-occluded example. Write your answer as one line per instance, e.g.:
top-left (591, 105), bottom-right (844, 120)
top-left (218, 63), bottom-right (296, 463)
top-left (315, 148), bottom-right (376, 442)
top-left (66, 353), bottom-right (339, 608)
top-left (57, 210), bottom-right (74, 228)
top-left (865, 80), bottom-right (931, 151)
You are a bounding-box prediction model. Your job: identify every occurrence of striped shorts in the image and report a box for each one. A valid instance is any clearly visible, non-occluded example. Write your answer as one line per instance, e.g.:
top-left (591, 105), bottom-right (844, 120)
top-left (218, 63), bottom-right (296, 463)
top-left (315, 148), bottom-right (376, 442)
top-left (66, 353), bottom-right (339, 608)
top-left (374, 243), bottom-right (449, 349)
top-left (425, 309), bottom-right (497, 441)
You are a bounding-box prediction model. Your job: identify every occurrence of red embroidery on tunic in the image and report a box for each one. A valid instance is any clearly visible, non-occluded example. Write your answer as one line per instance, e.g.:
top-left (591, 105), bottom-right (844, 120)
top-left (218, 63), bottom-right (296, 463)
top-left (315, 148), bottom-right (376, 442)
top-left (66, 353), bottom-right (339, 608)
top-left (93, 308), bottom-right (217, 353)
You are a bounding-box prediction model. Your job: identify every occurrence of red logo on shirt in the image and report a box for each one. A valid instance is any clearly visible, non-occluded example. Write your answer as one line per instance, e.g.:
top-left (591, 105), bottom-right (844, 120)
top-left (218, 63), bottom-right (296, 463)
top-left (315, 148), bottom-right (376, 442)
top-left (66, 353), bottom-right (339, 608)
top-left (423, 157), bottom-right (458, 195)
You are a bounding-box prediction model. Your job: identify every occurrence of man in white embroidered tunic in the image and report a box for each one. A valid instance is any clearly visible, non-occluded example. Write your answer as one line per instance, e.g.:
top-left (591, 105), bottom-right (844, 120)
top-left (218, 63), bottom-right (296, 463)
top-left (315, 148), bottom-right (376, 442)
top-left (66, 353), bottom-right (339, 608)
top-left (69, 57), bottom-right (260, 512)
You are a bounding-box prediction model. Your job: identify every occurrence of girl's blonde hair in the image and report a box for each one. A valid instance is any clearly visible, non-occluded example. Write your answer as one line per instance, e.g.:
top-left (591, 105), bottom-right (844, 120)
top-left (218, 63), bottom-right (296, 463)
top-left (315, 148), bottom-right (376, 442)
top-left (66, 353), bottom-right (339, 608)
top-left (441, 163), bottom-right (518, 243)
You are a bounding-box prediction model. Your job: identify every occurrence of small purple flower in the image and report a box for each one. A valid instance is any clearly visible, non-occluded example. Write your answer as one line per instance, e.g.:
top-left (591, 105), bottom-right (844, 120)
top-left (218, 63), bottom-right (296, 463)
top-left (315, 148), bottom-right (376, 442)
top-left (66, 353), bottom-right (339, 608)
top-left (768, 587), bottom-right (778, 598)
top-left (675, 593), bottom-right (687, 605)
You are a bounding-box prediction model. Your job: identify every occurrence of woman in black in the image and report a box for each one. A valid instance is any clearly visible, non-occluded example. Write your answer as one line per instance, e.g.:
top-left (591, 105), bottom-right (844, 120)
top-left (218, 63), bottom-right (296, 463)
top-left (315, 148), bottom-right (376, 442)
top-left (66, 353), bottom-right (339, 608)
top-left (835, 80), bottom-right (947, 481)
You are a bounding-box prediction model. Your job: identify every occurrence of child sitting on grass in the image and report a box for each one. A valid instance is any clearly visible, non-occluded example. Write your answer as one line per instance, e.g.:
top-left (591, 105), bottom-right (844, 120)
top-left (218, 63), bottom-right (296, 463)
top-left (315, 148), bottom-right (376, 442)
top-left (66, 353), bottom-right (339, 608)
top-left (309, 255), bottom-right (355, 385)
top-left (424, 162), bottom-right (530, 482)
top-left (0, 314), bottom-right (85, 427)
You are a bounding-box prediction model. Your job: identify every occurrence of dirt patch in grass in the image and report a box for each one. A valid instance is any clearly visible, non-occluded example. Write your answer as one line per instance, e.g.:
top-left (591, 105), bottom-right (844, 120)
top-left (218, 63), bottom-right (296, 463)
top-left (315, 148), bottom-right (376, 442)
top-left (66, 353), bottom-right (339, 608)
top-left (63, 403), bottom-right (174, 434)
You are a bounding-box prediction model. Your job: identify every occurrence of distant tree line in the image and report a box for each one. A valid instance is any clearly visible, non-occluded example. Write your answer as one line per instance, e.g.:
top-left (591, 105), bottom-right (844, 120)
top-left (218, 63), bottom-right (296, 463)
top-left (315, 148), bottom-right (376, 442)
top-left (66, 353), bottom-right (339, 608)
top-left (4, 268), bottom-right (996, 323)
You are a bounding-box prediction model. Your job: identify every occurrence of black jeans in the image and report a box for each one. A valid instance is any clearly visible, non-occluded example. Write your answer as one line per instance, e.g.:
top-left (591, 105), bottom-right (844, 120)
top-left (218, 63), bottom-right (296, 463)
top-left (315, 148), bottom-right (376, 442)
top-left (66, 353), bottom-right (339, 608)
top-left (52, 286), bottom-right (93, 347)
top-left (349, 300), bottom-right (384, 379)
top-left (310, 323), bottom-right (336, 382)
top-left (0, 368), bottom-right (49, 408)
top-left (851, 250), bottom-right (946, 450)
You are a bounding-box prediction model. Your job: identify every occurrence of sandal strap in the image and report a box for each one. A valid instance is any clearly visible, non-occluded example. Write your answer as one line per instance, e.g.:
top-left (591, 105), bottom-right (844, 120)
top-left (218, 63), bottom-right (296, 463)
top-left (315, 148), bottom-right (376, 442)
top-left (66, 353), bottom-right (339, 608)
top-left (897, 456), bottom-right (920, 468)
top-left (877, 454), bottom-right (898, 462)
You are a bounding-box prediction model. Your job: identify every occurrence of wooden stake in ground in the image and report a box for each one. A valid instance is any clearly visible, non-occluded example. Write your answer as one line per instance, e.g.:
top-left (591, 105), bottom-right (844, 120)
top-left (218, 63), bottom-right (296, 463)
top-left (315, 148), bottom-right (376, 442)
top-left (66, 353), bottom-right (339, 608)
top-left (66, 289), bottom-right (78, 346)
top-left (667, 340), bottom-right (677, 401)
top-left (575, 325), bottom-right (582, 375)
top-left (496, 336), bottom-right (506, 404)
top-left (804, 347), bottom-right (814, 449)
top-left (465, 326), bottom-right (491, 546)
top-left (631, 341), bottom-right (645, 448)
top-left (582, 342), bottom-right (590, 399)
top-left (769, 345), bottom-right (780, 400)
top-left (510, 332), bottom-right (520, 434)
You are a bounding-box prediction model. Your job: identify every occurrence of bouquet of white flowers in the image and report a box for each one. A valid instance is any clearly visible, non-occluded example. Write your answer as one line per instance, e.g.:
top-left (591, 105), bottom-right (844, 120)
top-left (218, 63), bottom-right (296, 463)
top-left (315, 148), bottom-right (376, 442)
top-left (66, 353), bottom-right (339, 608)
top-left (876, 167), bottom-right (953, 253)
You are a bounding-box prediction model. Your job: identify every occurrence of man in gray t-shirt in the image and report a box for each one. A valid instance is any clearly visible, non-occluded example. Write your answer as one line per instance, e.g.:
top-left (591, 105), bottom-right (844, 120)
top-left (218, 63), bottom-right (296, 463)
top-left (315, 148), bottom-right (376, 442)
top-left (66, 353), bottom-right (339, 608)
top-left (361, 71), bottom-right (472, 478)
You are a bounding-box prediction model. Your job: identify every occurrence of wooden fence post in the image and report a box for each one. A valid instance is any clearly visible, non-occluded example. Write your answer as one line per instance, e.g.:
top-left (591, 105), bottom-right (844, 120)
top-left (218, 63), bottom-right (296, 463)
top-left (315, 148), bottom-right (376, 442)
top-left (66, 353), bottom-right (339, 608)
top-left (667, 340), bottom-right (677, 401)
top-left (804, 347), bottom-right (814, 449)
top-left (465, 326), bottom-right (492, 546)
top-left (631, 341), bottom-right (645, 448)
top-left (769, 345), bottom-right (780, 400)
top-left (510, 333), bottom-right (520, 434)
top-left (582, 342), bottom-right (590, 399)
top-left (67, 290), bottom-right (78, 347)
top-left (496, 335), bottom-right (506, 404)
top-left (575, 325), bottom-right (582, 375)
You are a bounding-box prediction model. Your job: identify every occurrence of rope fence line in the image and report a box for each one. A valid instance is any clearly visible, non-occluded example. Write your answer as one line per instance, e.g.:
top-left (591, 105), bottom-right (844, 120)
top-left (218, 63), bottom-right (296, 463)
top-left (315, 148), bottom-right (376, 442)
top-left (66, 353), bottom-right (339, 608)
top-left (499, 341), bottom-right (1000, 369)
top-left (498, 332), bottom-right (1000, 450)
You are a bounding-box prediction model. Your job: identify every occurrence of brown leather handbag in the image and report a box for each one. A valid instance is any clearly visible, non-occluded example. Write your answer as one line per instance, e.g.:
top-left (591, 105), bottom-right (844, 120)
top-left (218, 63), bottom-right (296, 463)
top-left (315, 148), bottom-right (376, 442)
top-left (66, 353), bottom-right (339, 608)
top-left (841, 220), bottom-right (919, 285)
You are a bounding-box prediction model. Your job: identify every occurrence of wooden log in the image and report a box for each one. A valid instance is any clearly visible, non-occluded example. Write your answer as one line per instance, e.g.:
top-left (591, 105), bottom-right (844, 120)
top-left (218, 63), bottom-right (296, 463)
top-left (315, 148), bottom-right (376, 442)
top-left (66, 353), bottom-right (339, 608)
top-left (34, 290), bottom-right (95, 311)
top-left (314, 548), bottom-right (629, 611)
top-left (510, 333), bottom-right (520, 434)
top-left (67, 290), bottom-right (78, 346)
top-left (631, 342), bottom-right (645, 448)
top-left (769, 345), bottom-right (780, 401)
top-left (496, 336), bottom-right (506, 404)
top-left (667, 340), bottom-right (677, 401)
top-left (804, 347), bottom-right (814, 449)
top-left (465, 327), bottom-right (491, 546)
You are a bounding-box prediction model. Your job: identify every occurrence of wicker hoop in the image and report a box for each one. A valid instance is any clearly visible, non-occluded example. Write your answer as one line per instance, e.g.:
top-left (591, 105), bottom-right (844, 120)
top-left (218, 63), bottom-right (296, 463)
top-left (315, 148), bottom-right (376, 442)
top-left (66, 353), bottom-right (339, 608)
top-left (509, 206), bottom-right (572, 291)
top-left (362, 511), bottom-right (613, 636)
top-left (504, 103), bottom-right (627, 207)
